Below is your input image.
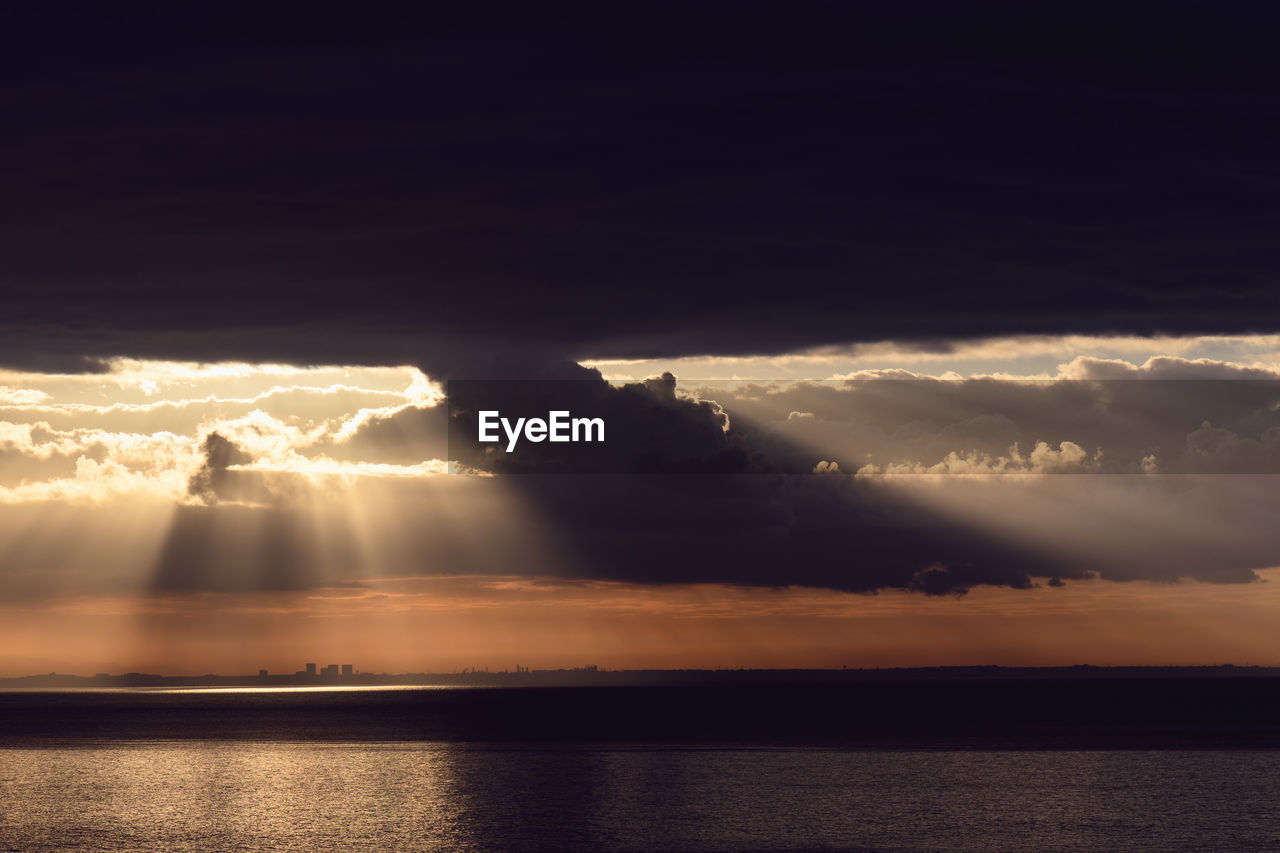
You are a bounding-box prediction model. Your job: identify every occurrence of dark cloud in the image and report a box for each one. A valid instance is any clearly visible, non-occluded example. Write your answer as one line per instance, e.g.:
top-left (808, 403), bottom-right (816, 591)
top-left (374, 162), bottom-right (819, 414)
top-left (2, 4), bottom-right (1280, 373)
top-left (1181, 422), bottom-right (1280, 475)
top-left (186, 432), bottom-right (253, 504)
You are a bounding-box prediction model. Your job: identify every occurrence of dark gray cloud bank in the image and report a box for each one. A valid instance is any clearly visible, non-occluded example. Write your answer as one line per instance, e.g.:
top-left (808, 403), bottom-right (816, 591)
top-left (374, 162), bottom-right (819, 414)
top-left (3, 3), bottom-right (1280, 373)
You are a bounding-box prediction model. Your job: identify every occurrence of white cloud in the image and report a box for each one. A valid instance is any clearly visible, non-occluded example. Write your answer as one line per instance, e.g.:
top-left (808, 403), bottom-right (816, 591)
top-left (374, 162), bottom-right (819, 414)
top-left (0, 362), bottom-right (447, 505)
top-left (1055, 355), bottom-right (1280, 381)
top-left (858, 441), bottom-right (1101, 476)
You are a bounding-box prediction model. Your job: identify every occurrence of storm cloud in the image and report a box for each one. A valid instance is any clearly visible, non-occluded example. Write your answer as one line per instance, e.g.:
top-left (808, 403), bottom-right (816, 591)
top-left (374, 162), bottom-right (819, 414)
top-left (3, 4), bottom-right (1280, 374)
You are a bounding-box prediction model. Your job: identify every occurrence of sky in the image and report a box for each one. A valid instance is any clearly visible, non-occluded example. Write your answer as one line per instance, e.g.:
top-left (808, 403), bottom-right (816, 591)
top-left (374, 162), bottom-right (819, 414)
top-left (2, 4), bottom-right (1280, 674)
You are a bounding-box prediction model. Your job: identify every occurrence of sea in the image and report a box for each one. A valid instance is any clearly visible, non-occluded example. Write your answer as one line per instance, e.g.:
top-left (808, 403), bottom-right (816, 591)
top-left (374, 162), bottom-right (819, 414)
top-left (1, 683), bottom-right (1277, 852)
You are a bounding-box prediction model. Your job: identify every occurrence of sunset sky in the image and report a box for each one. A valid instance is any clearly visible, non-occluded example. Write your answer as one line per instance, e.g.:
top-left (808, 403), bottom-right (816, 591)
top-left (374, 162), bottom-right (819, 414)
top-left (4, 4), bottom-right (1280, 674)
top-left (5, 339), bottom-right (1280, 674)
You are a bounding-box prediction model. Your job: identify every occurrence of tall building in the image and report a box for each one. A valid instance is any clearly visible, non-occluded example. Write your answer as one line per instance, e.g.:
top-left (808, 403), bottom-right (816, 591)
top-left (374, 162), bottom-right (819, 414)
top-left (341, 664), bottom-right (353, 676)
top-left (305, 663), bottom-right (317, 676)
top-left (323, 664), bottom-right (339, 677)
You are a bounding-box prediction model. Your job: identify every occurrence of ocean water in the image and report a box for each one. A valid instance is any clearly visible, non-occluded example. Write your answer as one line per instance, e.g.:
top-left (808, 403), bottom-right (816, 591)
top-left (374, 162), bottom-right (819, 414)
top-left (2, 744), bottom-right (1279, 852)
top-left (2, 684), bottom-right (1279, 851)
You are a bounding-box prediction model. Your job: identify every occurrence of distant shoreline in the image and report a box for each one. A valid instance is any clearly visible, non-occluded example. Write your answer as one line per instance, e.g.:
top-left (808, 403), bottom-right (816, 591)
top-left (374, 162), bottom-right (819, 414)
top-left (4, 664), bottom-right (1278, 689)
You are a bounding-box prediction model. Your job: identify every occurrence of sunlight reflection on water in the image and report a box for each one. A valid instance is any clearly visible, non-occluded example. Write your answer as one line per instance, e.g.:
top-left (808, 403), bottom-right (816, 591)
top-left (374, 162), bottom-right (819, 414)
top-left (1, 744), bottom-right (1278, 852)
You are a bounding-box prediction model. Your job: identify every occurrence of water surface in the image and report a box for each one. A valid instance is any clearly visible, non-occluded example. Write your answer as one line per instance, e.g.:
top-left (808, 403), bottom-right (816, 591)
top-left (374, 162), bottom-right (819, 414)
top-left (2, 743), bottom-right (1278, 851)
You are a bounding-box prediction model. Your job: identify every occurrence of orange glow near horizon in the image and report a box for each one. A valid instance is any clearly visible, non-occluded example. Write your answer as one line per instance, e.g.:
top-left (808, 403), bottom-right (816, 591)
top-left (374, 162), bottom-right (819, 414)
top-left (1, 572), bottom-right (1278, 676)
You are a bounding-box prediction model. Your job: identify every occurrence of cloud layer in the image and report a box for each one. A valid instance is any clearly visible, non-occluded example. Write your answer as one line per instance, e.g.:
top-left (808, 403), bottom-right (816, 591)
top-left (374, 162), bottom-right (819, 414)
top-left (5, 354), bottom-right (1280, 600)
top-left (0, 362), bottom-right (445, 506)
top-left (4, 6), bottom-right (1280, 372)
